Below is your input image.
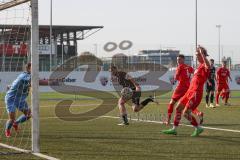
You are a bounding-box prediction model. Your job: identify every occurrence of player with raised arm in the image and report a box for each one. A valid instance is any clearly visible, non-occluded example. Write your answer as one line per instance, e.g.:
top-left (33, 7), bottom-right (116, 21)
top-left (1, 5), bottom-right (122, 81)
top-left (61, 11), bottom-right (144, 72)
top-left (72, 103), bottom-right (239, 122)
top-left (162, 46), bottom-right (210, 137)
top-left (5, 63), bottom-right (32, 138)
top-left (110, 65), bottom-right (157, 125)
top-left (205, 59), bottom-right (216, 108)
top-left (216, 60), bottom-right (232, 106)
top-left (166, 54), bottom-right (203, 125)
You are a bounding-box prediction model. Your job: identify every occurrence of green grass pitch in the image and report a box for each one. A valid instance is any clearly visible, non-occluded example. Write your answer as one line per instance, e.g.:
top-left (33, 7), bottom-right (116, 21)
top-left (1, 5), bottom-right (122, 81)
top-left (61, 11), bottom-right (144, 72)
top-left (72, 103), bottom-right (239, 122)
top-left (0, 92), bottom-right (240, 160)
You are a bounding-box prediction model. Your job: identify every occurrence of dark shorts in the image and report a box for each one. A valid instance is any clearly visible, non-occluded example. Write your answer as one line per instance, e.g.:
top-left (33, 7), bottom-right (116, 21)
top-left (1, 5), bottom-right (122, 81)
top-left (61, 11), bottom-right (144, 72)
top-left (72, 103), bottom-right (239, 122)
top-left (206, 80), bottom-right (215, 92)
top-left (132, 91), bottom-right (141, 105)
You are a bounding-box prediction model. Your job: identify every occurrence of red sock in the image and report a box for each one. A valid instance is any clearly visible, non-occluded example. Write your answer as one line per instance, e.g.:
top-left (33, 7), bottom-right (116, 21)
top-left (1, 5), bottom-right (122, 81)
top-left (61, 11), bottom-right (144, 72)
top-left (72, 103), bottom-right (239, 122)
top-left (184, 113), bottom-right (198, 127)
top-left (221, 92), bottom-right (226, 101)
top-left (216, 92), bottom-right (220, 104)
top-left (167, 103), bottom-right (174, 121)
top-left (192, 108), bottom-right (202, 116)
top-left (173, 110), bottom-right (182, 126)
top-left (225, 92), bottom-right (230, 103)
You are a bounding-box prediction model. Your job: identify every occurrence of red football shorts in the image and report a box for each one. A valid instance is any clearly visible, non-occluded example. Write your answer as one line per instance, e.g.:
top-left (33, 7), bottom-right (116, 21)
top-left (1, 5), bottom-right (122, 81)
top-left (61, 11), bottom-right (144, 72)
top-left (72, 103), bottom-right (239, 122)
top-left (217, 83), bottom-right (229, 92)
top-left (179, 90), bottom-right (203, 111)
top-left (171, 85), bottom-right (188, 102)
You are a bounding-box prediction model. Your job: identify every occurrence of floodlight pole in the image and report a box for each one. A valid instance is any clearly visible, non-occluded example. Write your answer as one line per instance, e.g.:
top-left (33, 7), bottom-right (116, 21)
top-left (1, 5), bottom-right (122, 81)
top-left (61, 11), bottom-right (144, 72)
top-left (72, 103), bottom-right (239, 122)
top-left (31, 0), bottom-right (40, 153)
top-left (159, 45), bottom-right (162, 71)
top-left (94, 43), bottom-right (98, 57)
top-left (62, 43), bottom-right (64, 67)
top-left (216, 25), bottom-right (221, 64)
top-left (195, 0), bottom-right (198, 68)
top-left (49, 0), bottom-right (52, 71)
top-left (94, 43), bottom-right (98, 70)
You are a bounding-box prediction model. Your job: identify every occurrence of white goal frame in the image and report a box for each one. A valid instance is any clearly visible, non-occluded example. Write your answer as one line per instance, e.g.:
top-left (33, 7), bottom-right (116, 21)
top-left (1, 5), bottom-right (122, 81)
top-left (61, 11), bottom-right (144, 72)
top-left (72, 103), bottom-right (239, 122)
top-left (0, 0), bottom-right (50, 159)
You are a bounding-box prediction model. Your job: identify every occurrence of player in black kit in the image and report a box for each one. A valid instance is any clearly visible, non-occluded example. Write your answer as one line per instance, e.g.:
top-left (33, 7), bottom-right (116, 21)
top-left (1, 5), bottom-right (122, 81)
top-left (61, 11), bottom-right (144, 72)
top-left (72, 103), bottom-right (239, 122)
top-left (205, 59), bottom-right (216, 108)
top-left (110, 65), bottom-right (157, 125)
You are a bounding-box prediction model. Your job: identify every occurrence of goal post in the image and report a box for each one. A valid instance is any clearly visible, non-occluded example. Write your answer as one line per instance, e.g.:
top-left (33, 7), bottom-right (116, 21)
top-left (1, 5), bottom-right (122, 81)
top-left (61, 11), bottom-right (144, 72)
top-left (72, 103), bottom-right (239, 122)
top-left (0, 0), bottom-right (40, 154)
top-left (31, 0), bottom-right (40, 153)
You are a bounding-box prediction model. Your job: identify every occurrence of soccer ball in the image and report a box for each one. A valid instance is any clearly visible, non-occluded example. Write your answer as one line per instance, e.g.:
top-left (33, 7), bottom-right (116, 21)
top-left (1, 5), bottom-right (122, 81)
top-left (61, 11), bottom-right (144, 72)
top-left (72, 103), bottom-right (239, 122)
top-left (120, 87), bottom-right (133, 100)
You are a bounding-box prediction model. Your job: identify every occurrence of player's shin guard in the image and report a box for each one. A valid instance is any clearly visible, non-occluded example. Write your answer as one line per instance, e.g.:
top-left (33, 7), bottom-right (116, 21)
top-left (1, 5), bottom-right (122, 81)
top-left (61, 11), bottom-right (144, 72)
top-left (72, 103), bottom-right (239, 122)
top-left (216, 92), bottom-right (220, 104)
top-left (167, 103), bottom-right (174, 121)
top-left (173, 110), bottom-right (182, 127)
top-left (5, 120), bottom-right (14, 130)
top-left (140, 98), bottom-right (153, 107)
top-left (225, 92), bottom-right (230, 103)
top-left (221, 92), bottom-right (226, 100)
top-left (184, 113), bottom-right (198, 127)
top-left (205, 94), bottom-right (209, 104)
top-left (210, 93), bottom-right (214, 103)
top-left (16, 115), bottom-right (30, 124)
top-left (121, 114), bottom-right (128, 124)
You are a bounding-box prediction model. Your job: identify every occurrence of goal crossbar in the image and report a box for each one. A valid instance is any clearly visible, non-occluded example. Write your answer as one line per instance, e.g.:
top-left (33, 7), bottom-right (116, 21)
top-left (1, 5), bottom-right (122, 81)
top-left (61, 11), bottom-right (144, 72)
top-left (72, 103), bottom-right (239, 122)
top-left (0, 0), bottom-right (30, 11)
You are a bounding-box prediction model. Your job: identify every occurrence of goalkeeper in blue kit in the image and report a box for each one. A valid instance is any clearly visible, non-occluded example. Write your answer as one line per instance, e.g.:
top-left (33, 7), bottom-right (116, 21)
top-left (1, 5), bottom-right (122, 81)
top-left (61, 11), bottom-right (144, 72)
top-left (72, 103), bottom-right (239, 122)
top-left (5, 63), bottom-right (32, 138)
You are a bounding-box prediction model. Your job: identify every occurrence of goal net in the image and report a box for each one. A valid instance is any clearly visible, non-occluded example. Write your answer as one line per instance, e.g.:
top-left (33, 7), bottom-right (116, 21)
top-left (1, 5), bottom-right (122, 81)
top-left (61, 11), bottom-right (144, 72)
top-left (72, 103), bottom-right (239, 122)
top-left (0, 0), bottom-right (43, 159)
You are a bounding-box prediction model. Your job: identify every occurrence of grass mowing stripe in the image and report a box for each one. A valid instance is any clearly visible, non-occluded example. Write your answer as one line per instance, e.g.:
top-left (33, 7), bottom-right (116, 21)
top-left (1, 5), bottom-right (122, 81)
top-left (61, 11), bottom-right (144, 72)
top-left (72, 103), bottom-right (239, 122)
top-left (2, 115), bottom-right (238, 134)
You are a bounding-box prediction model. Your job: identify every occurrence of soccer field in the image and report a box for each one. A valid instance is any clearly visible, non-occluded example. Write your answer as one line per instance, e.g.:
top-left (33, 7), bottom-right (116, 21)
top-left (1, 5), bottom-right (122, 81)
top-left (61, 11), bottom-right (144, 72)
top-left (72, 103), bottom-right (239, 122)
top-left (0, 92), bottom-right (240, 160)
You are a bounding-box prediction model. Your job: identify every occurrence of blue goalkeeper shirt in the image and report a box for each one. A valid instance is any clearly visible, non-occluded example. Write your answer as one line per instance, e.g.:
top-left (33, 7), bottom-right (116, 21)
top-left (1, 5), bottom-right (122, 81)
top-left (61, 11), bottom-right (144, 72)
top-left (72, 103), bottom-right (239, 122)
top-left (6, 72), bottom-right (31, 100)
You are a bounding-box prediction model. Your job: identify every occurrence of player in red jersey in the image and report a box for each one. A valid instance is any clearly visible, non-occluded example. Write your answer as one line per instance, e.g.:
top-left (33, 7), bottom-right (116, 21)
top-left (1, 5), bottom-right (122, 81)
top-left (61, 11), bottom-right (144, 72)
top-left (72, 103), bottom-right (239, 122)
top-left (165, 54), bottom-right (203, 125)
top-left (216, 60), bottom-right (232, 106)
top-left (162, 46), bottom-right (210, 137)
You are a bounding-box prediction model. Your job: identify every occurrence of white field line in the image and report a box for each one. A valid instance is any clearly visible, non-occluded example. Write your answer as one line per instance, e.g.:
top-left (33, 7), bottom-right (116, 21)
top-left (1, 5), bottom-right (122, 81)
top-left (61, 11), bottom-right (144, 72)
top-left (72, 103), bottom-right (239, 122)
top-left (101, 116), bottom-right (240, 133)
top-left (0, 143), bottom-right (30, 153)
top-left (0, 143), bottom-right (60, 160)
top-left (32, 153), bottom-right (60, 160)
